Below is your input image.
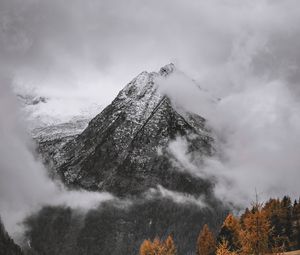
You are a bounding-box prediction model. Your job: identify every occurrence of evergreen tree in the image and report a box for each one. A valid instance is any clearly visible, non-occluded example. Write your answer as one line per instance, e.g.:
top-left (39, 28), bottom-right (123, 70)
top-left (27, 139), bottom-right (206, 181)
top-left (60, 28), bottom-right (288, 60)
top-left (240, 208), bottom-right (250, 229)
top-left (216, 239), bottom-right (237, 255)
top-left (139, 236), bottom-right (177, 255)
top-left (196, 224), bottom-right (216, 255)
top-left (140, 239), bottom-right (155, 255)
top-left (264, 198), bottom-right (286, 250)
top-left (239, 204), bottom-right (271, 255)
top-left (162, 235), bottom-right (177, 255)
top-left (281, 196), bottom-right (293, 250)
top-left (295, 221), bottom-right (300, 250)
top-left (292, 199), bottom-right (300, 249)
top-left (217, 213), bottom-right (241, 251)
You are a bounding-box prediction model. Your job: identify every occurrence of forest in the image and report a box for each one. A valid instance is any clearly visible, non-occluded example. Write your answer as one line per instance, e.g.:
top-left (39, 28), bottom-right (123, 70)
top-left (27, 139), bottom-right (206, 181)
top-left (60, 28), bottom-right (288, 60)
top-left (139, 196), bottom-right (300, 255)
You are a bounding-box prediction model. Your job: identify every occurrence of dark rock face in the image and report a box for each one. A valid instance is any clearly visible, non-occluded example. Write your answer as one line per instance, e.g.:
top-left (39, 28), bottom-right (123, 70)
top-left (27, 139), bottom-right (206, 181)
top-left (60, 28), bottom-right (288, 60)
top-left (41, 64), bottom-right (213, 197)
top-left (0, 219), bottom-right (23, 255)
top-left (30, 64), bottom-right (226, 255)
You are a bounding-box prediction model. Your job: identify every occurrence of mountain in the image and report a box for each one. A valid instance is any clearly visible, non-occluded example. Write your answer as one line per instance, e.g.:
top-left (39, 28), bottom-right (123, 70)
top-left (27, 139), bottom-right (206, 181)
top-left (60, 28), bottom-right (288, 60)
top-left (16, 88), bottom-right (103, 141)
top-left (39, 63), bottom-right (213, 197)
top-left (0, 219), bottom-right (23, 255)
top-left (27, 64), bottom-right (226, 255)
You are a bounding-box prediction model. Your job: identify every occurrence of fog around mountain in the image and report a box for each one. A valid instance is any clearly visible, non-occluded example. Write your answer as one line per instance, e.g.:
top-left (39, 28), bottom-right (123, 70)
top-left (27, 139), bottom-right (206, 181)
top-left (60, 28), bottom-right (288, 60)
top-left (1, 0), bottom-right (300, 250)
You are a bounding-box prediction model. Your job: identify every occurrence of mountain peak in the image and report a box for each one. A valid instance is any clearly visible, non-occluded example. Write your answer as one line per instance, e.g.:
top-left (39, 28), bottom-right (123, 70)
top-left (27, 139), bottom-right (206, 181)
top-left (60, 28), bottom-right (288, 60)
top-left (42, 63), bottom-right (213, 196)
top-left (117, 63), bottom-right (175, 102)
top-left (159, 63), bottom-right (175, 76)
top-left (33, 62), bottom-right (223, 255)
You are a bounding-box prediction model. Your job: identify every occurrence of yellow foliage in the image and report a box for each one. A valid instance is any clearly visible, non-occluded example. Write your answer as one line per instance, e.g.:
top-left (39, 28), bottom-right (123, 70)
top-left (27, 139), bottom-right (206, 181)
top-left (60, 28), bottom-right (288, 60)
top-left (223, 214), bottom-right (240, 233)
top-left (140, 239), bottom-right (156, 255)
top-left (139, 235), bottom-right (177, 255)
top-left (163, 235), bottom-right (177, 255)
top-left (216, 240), bottom-right (238, 255)
top-left (222, 213), bottom-right (241, 250)
top-left (239, 206), bottom-right (271, 255)
top-left (196, 224), bottom-right (216, 255)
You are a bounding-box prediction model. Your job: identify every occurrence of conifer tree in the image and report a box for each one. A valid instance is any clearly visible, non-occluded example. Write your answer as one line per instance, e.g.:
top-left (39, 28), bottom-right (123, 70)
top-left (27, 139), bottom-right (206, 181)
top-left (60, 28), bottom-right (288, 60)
top-left (153, 237), bottom-right (164, 255)
top-left (292, 199), bottom-right (300, 250)
top-left (139, 239), bottom-right (155, 255)
top-left (264, 198), bottom-right (286, 250)
top-left (216, 239), bottom-right (237, 255)
top-left (281, 196), bottom-right (293, 250)
top-left (239, 204), bottom-right (271, 255)
top-left (139, 236), bottom-right (177, 255)
top-left (240, 208), bottom-right (250, 229)
top-left (295, 221), bottom-right (300, 250)
top-left (217, 213), bottom-right (241, 251)
top-left (162, 235), bottom-right (177, 255)
top-left (196, 224), bottom-right (216, 255)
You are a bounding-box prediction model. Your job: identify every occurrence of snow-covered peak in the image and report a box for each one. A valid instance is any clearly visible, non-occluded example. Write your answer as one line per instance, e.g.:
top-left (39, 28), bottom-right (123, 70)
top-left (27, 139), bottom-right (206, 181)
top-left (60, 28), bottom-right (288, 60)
top-left (119, 71), bottom-right (154, 99)
top-left (25, 64), bottom-right (176, 141)
top-left (159, 63), bottom-right (175, 76)
top-left (118, 63), bottom-right (175, 101)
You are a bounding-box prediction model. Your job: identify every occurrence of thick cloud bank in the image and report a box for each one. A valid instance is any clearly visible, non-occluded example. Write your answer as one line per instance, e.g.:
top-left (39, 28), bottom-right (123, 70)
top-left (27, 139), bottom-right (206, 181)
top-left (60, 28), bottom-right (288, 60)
top-left (0, 85), bottom-right (113, 236)
top-left (2, 0), bottom-right (300, 99)
top-left (157, 66), bottom-right (300, 207)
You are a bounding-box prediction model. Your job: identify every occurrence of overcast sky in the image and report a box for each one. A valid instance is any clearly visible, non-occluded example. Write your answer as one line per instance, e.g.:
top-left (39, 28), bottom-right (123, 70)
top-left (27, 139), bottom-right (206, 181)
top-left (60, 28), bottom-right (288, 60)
top-left (1, 0), bottom-right (299, 101)
top-left (1, 0), bottom-right (300, 221)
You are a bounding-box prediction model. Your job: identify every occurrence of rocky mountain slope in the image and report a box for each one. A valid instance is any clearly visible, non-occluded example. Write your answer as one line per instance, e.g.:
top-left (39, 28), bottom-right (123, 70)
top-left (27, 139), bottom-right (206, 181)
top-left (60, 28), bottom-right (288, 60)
top-left (27, 64), bottom-right (226, 255)
top-left (39, 64), bottom-right (213, 197)
top-left (16, 89), bottom-right (103, 142)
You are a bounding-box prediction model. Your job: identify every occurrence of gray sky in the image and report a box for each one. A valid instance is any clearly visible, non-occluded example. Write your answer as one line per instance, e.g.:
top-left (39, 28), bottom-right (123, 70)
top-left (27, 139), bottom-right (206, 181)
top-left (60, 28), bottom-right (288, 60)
top-left (2, 0), bottom-right (299, 101)
top-left (1, 0), bottom-right (300, 226)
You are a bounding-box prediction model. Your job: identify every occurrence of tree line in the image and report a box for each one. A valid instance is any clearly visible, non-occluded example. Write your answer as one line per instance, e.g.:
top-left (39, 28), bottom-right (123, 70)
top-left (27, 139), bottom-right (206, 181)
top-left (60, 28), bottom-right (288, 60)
top-left (139, 196), bottom-right (300, 255)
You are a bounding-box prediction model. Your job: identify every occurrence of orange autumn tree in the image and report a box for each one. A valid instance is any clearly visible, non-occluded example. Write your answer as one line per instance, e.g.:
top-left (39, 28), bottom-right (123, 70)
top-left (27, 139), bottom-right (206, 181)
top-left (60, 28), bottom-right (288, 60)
top-left (196, 224), bottom-right (216, 255)
top-left (139, 235), bottom-right (177, 255)
top-left (218, 213), bottom-right (241, 251)
top-left (239, 204), bottom-right (271, 255)
top-left (140, 239), bottom-right (156, 255)
top-left (163, 235), bottom-right (177, 255)
top-left (216, 239), bottom-right (238, 255)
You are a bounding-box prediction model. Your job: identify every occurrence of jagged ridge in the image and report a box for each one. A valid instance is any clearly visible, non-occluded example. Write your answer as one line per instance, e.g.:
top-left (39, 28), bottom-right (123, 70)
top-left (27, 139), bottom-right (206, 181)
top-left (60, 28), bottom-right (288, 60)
top-left (28, 64), bottom-right (227, 255)
top-left (38, 64), bottom-right (214, 197)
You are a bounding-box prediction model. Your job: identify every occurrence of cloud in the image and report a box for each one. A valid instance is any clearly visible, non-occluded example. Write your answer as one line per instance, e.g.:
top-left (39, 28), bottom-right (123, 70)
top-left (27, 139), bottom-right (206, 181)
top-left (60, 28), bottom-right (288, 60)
top-left (0, 84), bottom-right (114, 237)
top-left (1, 0), bottom-right (300, 221)
top-left (1, 0), bottom-right (299, 98)
top-left (146, 185), bottom-right (207, 208)
top-left (157, 64), bottom-right (300, 207)
top-left (2, 0), bottom-right (300, 125)
top-left (206, 80), bottom-right (300, 206)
